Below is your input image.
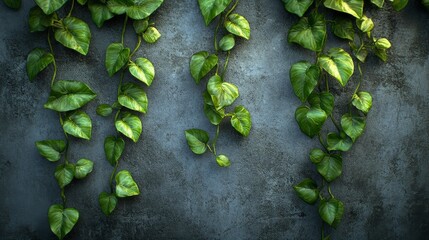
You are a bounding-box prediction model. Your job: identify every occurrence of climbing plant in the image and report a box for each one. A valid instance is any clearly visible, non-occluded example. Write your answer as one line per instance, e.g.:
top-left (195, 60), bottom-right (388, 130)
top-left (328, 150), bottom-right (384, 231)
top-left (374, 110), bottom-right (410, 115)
top-left (185, 0), bottom-right (252, 167)
top-left (26, 0), bottom-right (94, 239)
top-left (282, 0), bottom-right (408, 238)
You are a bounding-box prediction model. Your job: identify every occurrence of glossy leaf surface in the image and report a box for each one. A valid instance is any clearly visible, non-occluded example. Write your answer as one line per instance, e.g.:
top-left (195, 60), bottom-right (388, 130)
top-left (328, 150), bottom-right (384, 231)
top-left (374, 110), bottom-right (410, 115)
top-left (319, 198), bottom-right (344, 227)
top-left (88, 1), bottom-right (115, 28)
top-left (63, 111), bottom-right (93, 140)
top-left (54, 17), bottom-right (91, 55)
top-left (55, 163), bottom-right (75, 188)
top-left (224, 14), bottom-right (250, 40)
top-left (231, 105), bottom-right (252, 137)
top-left (327, 132), bottom-right (353, 151)
top-left (310, 148), bottom-right (325, 164)
top-left (185, 129), bottom-right (209, 154)
top-left (143, 27), bottom-right (161, 43)
top-left (308, 92), bottom-right (334, 116)
top-left (129, 58), bottom-right (155, 86)
top-left (317, 154), bottom-right (342, 182)
top-left (352, 91), bottom-right (372, 114)
top-left (197, 0), bottom-right (232, 25)
top-left (44, 80), bottom-right (96, 112)
top-left (190, 51), bottom-right (218, 84)
top-left (29, 6), bottom-right (56, 32)
top-left (207, 75), bottom-right (239, 110)
top-left (96, 104), bottom-right (113, 117)
top-left (35, 0), bottom-right (67, 14)
top-left (294, 178), bottom-right (319, 204)
top-left (288, 13), bottom-right (326, 52)
top-left (219, 34), bottom-right (235, 51)
top-left (341, 113), bottom-right (366, 142)
top-left (318, 48), bottom-right (354, 87)
top-left (48, 204), bottom-right (79, 239)
top-left (332, 18), bottom-right (354, 41)
top-left (115, 112), bottom-right (142, 142)
top-left (107, 0), bottom-right (164, 20)
top-left (295, 106), bottom-right (327, 138)
top-left (26, 48), bottom-right (54, 81)
top-left (99, 192), bottom-right (117, 216)
top-left (203, 91), bottom-right (224, 125)
top-left (392, 0), bottom-right (408, 11)
top-left (105, 43), bottom-right (130, 76)
top-left (104, 136), bottom-right (125, 166)
top-left (115, 170), bottom-right (140, 197)
top-left (282, 0), bottom-right (314, 17)
top-left (290, 61), bottom-right (320, 102)
top-left (118, 83), bottom-right (148, 113)
top-left (323, 0), bottom-right (363, 18)
top-left (216, 154), bottom-right (231, 167)
top-left (35, 140), bottom-right (66, 162)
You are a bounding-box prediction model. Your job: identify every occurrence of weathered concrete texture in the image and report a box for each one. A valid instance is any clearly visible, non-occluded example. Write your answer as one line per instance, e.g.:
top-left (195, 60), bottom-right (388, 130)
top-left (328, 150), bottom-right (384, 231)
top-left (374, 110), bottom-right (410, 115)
top-left (1, 0), bottom-right (428, 239)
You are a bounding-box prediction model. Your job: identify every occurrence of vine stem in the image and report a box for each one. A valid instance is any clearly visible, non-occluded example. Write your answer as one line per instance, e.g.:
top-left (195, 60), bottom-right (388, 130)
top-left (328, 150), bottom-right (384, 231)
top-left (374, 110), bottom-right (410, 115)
top-left (121, 15), bottom-right (129, 45)
top-left (61, 188), bottom-right (67, 206)
top-left (47, 31), bottom-right (57, 87)
top-left (352, 62), bottom-right (363, 98)
top-left (221, 51), bottom-right (231, 79)
top-left (330, 115), bottom-right (341, 132)
top-left (130, 36), bottom-right (142, 57)
top-left (67, 0), bottom-right (75, 18)
top-left (225, 0), bottom-right (239, 20)
top-left (328, 185), bottom-right (335, 199)
top-left (318, 133), bottom-right (328, 152)
top-left (109, 161), bottom-right (120, 193)
top-left (214, 14), bottom-right (223, 52)
top-left (212, 125), bottom-right (221, 156)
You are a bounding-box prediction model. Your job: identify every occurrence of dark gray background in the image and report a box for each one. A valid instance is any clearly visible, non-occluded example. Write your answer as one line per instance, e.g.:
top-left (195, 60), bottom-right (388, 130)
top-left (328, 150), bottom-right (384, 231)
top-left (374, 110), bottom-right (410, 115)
top-left (1, 0), bottom-right (428, 239)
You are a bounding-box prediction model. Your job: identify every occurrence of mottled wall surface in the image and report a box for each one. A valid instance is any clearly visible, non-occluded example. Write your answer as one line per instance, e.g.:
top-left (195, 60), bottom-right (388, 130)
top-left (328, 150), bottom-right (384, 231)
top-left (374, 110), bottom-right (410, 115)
top-left (1, 1), bottom-right (428, 239)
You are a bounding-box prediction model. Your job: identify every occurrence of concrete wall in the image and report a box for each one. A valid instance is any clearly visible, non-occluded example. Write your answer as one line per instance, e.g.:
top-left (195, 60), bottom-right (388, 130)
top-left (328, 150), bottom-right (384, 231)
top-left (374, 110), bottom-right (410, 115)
top-left (0, 1), bottom-right (428, 239)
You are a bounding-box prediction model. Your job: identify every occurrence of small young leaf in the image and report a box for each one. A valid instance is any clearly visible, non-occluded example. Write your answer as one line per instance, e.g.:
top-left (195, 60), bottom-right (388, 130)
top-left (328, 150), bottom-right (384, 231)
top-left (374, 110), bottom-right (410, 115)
top-left (341, 113), bottom-right (366, 142)
top-left (197, 0), bottom-right (232, 25)
top-left (319, 198), bottom-right (344, 228)
top-left (29, 6), bottom-right (56, 32)
top-left (190, 51), bottom-right (218, 84)
top-left (74, 159), bottom-right (93, 179)
top-left (308, 92), bottom-right (334, 116)
top-left (374, 48), bottom-right (388, 62)
top-left (316, 154), bottom-right (342, 182)
top-left (35, 140), bottom-right (66, 162)
top-left (327, 132), bottom-right (353, 151)
top-left (323, 0), bottom-right (363, 18)
top-left (288, 13), bottom-right (326, 52)
top-left (185, 129), bottom-right (209, 155)
top-left (224, 13), bottom-right (250, 40)
top-left (203, 91), bottom-right (225, 125)
top-left (99, 192), bottom-right (118, 216)
top-left (104, 136), bottom-right (125, 166)
top-left (295, 106), bottom-right (327, 138)
top-left (54, 163), bottom-right (75, 188)
top-left (115, 112), bottom-right (142, 143)
top-left (54, 17), bottom-right (91, 55)
top-left (219, 34), bottom-right (235, 51)
top-left (309, 148), bottom-right (325, 164)
top-left (392, 0), bottom-right (408, 11)
top-left (96, 104), bottom-right (113, 117)
top-left (290, 61), bottom-right (320, 102)
top-left (332, 18), bottom-right (354, 41)
top-left (356, 15), bottom-right (374, 33)
top-left (133, 19), bottom-right (149, 34)
top-left (293, 178), bottom-right (319, 204)
top-left (143, 27), bottom-right (161, 43)
top-left (88, 1), bottom-right (114, 28)
top-left (352, 92), bottom-right (372, 114)
top-left (129, 58), bottom-right (155, 86)
top-left (216, 154), bottom-right (231, 167)
top-left (35, 0), bottom-right (67, 15)
top-left (231, 105), bottom-right (252, 137)
top-left (207, 75), bottom-right (239, 111)
top-left (62, 111), bottom-right (93, 140)
top-left (115, 170), bottom-right (140, 198)
top-left (48, 204), bottom-right (79, 239)
top-left (26, 48), bottom-right (54, 81)
top-left (318, 48), bottom-right (354, 87)
top-left (105, 43), bottom-right (130, 76)
top-left (44, 80), bottom-right (97, 112)
top-left (118, 83), bottom-right (148, 113)
top-left (107, 0), bottom-right (164, 20)
top-left (375, 38), bottom-right (391, 50)
top-left (282, 0), bottom-right (314, 17)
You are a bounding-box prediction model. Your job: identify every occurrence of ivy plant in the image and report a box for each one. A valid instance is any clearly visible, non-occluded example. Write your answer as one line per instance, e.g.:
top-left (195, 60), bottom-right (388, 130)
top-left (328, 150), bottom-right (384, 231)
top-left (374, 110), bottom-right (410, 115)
top-left (185, 0), bottom-right (252, 167)
top-left (282, 0), bottom-right (407, 238)
top-left (85, 0), bottom-right (164, 216)
top-left (26, 0), bottom-right (95, 239)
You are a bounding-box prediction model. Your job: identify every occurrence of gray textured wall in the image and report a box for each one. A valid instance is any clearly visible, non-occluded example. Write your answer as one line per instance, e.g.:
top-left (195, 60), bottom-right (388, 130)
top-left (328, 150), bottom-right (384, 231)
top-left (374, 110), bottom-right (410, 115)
top-left (1, 1), bottom-right (428, 239)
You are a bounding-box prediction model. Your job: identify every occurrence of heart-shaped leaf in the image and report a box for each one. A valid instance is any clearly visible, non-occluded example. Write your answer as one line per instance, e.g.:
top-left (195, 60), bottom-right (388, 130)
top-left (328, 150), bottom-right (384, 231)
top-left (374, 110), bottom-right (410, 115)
top-left (231, 105), bottom-right (252, 137)
top-left (288, 13), bottom-right (326, 52)
top-left (115, 112), bottom-right (142, 143)
top-left (55, 163), bottom-right (75, 188)
top-left (54, 17), bottom-right (91, 55)
top-left (48, 204), bottom-right (79, 239)
top-left (99, 192), bottom-right (118, 216)
top-left (29, 6), bottom-right (56, 32)
top-left (88, 1), bottom-right (115, 28)
top-left (308, 92), bottom-right (334, 116)
top-left (318, 48), bottom-right (354, 87)
top-left (104, 136), bottom-right (125, 166)
top-left (316, 154), bottom-right (342, 182)
top-left (35, 0), bottom-right (68, 14)
top-left (96, 104), bottom-right (113, 117)
top-left (224, 13), bottom-right (250, 40)
top-left (295, 106), bottom-right (327, 138)
top-left (63, 111), bottom-right (93, 140)
top-left (118, 83), bottom-right (148, 113)
top-left (107, 0), bottom-right (164, 20)
top-left (219, 34), bottom-right (235, 51)
top-left (190, 51), bottom-right (218, 84)
top-left (375, 38), bottom-right (391, 50)
top-left (327, 132), bottom-right (353, 151)
top-left (290, 61), bottom-right (320, 102)
top-left (185, 129), bottom-right (209, 155)
top-left (133, 19), bottom-right (149, 34)
top-left (44, 80), bottom-right (97, 112)
top-left (35, 140), bottom-right (66, 162)
top-left (356, 15), bottom-right (374, 33)
top-left (197, 0), bottom-right (232, 25)
top-left (207, 75), bottom-right (239, 110)
top-left (341, 113), bottom-right (366, 142)
top-left (310, 148), bottom-right (325, 164)
top-left (115, 170), bottom-right (140, 197)
top-left (323, 0), bottom-right (363, 18)
top-left (293, 178), bottom-right (319, 204)
top-left (216, 154), bottom-right (231, 167)
top-left (129, 58), bottom-right (155, 86)
top-left (371, 0), bottom-right (384, 8)
top-left (332, 18), bottom-right (354, 41)
top-left (203, 91), bottom-right (225, 125)
top-left (26, 48), bottom-right (54, 81)
top-left (319, 198), bottom-right (344, 228)
top-left (143, 27), bottom-right (161, 43)
top-left (105, 43), bottom-right (130, 76)
top-left (282, 0), bottom-right (314, 17)
top-left (352, 91), bottom-right (372, 114)
top-left (392, 0), bottom-right (408, 11)
top-left (74, 159), bottom-right (93, 179)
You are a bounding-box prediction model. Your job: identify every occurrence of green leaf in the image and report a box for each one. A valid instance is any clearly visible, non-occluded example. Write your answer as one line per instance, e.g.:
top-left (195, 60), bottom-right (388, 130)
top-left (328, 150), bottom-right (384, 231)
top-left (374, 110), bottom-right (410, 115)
top-left (118, 83), bottom-right (148, 113)
top-left (63, 111), bottom-right (93, 140)
top-left (129, 58), bottom-right (155, 86)
top-left (133, 18), bottom-right (149, 34)
top-left (55, 163), bottom-right (75, 188)
top-left (327, 132), bottom-right (353, 151)
top-left (323, 0), bottom-right (363, 18)
top-left (48, 204), bottom-right (79, 239)
top-left (375, 38), bottom-right (391, 50)
top-left (104, 136), bottom-right (125, 166)
top-left (288, 13), bottom-right (326, 52)
top-left (107, 0), bottom-right (164, 20)
top-left (3, 0), bottom-right (21, 9)
top-left (203, 91), bottom-right (225, 125)
top-left (341, 113), bottom-right (366, 142)
top-left (224, 13), bottom-right (250, 40)
top-left (44, 80), bottom-right (97, 112)
top-left (310, 148), bottom-right (325, 164)
top-left (308, 92), bottom-right (334, 116)
top-left (115, 112), bottom-right (142, 142)
top-left (370, 0), bottom-right (384, 8)
top-left (105, 43), bottom-right (130, 76)
top-left (351, 43), bottom-right (368, 63)
top-left (35, 0), bottom-right (67, 14)
top-left (356, 15), bottom-right (374, 33)
top-left (282, 0), bottom-right (314, 17)
top-left (374, 48), bottom-right (387, 62)
top-left (74, 159), bottom-right (93, 179)
top-left (190, 51), bottom-right (218, 84)
top-left (26, 48), bottom-right (54, 81)
top-left (319, 198), bottom-right (344, 227)
top-left (29, 6), bottom-right (56, 32)
top-left (88, 1), bottom-right (115, 28)
top-left (290, 61), bottom-right (320, 102)
top-left (54, 17), bottom-right (91, 55)
top-left (231, 105), bottom-right (252, 137)
top-left (318, 48), bottom-right (354, 87)
top-left (332, 18), bottom-right (354, 41)
top-left (216, 154), bottom-right (231, 167)
top-left (185, 129), bottom-right (209, 155)
top-left (115, 170), bottom-right (140, 197)
top-left (77, 0), bottom-right (87, 5)
top-left (352, 91), bottom-right (372, 114)
top-left (423, 0), bottom-right (429, 10)
top-left (96, 104), bottom-right (113, 117)
top-left (35, 140), bottom-right (66, 162)
top-left (143, 26), bottom-right (161, 43)
top-left (219, 34), bottom-right (235, 51)
top-left (317, 154), bottom-right (342, 182)
top-left (392, 0), bottom-right (408, 11)
top-left (293, 178), bottom-right (319, 204)
top-left (197, 0), bottom-right (232, 25)
top-left (207, 75), bottom-right (239, 111)
top-left (295, 106), bottom-right (327, 138)
top-left (99, 192), bottom-right (117, 216)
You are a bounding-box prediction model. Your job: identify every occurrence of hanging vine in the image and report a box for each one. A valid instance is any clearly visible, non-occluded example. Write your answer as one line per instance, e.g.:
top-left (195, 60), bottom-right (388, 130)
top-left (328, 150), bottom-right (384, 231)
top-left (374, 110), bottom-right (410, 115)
top-left (185, 0), bottom-right (252, 167)
top-left (282, 0), bottom-right (408, 239)
top-left (26, 0), bottom-right (95, 239)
